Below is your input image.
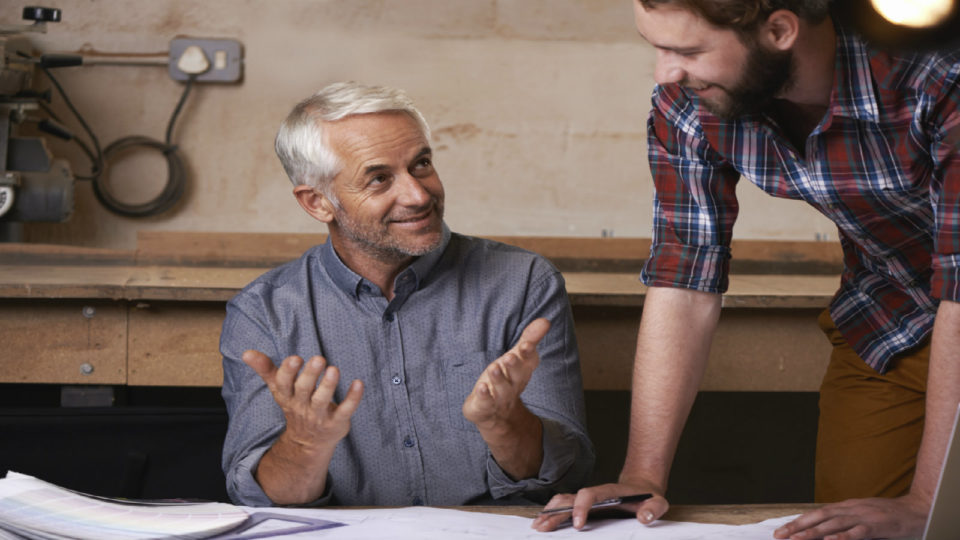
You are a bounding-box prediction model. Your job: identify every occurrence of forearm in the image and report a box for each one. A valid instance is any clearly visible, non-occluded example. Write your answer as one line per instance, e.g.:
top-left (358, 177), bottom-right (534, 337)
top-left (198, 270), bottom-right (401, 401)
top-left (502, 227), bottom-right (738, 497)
top-left (255, 430), bottom-right (337, 505)
top-left (478, 405), bottom-right (544, 480)
top-left (620, 286), bottom-right (721, 490)
top-left (910, 299), bottom-right (960, 501)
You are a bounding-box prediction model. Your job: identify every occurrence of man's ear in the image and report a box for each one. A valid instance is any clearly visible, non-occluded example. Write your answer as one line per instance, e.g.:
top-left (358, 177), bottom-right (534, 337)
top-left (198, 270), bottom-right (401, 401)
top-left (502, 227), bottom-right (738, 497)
top-left (761, 9), bottom-right (800, 51)
top-left (293, 184), bottom-right (336, 224)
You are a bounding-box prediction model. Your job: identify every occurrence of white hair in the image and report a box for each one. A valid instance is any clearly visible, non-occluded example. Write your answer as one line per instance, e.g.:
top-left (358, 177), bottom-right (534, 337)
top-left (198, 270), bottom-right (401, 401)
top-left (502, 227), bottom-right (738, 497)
top-left (274, 82), bottom-right (431, 204)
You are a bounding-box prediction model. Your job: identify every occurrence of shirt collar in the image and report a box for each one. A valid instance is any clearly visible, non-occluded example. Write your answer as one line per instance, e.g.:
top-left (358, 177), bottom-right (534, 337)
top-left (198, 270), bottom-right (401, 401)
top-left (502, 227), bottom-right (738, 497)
top-left (829, 24), bottom-right (880, 122)
top-left (318, 223), bottom-right (452, 299)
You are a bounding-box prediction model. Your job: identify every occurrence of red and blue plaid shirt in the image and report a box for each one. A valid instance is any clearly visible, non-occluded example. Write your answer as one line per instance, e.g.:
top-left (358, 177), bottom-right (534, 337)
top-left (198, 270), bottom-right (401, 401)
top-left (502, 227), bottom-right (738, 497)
top-left (640, 26), bottom-right (960, 373)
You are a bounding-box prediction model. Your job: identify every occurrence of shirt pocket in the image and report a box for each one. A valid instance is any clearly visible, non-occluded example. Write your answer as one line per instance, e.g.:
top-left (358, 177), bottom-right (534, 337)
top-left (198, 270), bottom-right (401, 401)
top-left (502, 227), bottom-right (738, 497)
top-left (442, 350), bottom-right (500, 432)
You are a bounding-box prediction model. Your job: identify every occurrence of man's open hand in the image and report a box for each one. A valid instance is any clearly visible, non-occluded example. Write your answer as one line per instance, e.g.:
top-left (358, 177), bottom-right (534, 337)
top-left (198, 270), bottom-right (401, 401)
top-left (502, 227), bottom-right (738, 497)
top-left (462, 318), bottom-right (549, 429)
top-left (244, 350), bottom-right (364, 452)
top-left (773, 494), bottom-right (929, 540)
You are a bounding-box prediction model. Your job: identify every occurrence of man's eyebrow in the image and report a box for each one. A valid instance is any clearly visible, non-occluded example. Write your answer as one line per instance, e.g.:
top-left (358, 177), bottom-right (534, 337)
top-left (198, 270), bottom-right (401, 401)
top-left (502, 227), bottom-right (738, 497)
top-left (362, 147), bottom-right (432, 176)
top-left (637, 29), bottom-right (700, 55)
top-left (363, 163), bottom-right (390, 176)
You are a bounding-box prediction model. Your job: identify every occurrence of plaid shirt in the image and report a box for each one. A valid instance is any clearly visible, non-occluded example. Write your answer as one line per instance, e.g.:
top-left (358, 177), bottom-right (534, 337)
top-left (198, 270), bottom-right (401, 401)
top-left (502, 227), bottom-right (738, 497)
top-left (640, 26), bottom-right (960, 373)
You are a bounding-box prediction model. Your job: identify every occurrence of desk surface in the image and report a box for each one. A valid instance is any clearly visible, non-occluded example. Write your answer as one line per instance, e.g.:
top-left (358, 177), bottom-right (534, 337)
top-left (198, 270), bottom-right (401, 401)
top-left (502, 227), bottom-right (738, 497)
top-left (413, 503), bottom-right (816, 524)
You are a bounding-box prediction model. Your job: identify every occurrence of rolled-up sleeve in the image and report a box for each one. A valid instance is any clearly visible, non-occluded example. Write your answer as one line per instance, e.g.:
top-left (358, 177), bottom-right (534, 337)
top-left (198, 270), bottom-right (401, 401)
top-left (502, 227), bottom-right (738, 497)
top-left (220, 298), bottom-right (286, 506)
top-left (640, 84), bottom-right (739, 294)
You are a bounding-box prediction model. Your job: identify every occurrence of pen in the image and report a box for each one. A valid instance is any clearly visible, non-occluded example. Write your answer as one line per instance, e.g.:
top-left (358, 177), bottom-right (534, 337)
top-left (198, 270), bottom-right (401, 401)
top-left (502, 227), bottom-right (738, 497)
top-left (536, 493), bottom-right (653, 515)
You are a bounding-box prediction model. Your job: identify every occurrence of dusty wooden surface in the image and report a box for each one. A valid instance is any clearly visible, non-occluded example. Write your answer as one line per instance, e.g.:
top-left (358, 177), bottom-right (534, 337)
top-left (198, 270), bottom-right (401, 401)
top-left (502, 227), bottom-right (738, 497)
top-left (0, 235), bottom-right (840, 388)
top-left (0, 265), bottom-right (836, 309)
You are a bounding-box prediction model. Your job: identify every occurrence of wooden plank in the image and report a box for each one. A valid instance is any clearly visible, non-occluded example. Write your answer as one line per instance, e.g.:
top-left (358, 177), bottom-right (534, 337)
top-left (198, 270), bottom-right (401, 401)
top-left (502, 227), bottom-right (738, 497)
top-left (128, 302), bottom-right (225, 387)
top-left (0, 265), bottom-right (838, 309)
top-left (574, 306), bottom-right (830, 391)
top-left (135, 231), bottom-right (326, 267)
top-left (664, 503), bottom-right (820, 525)
top-left (133, 231), bottom-right (843, 273)
top-left (722, 274), bottom-right (839, 309)
top-left (1, 234), bottom-right (843, 275)
top-left (0, 300), bottom-right (126, 384)
top-left (563, 273), bottom-right (836, 308)
top-left (117, 303), bottom-right (833, 391)
top-left (0, 265), bottom-right (265, 301)
top-left (704, 309), bottom-right (830, 391)
top-left (0, 242), bottom-right (134, 266)
top-left (473, 503), bottom-right (819, 524)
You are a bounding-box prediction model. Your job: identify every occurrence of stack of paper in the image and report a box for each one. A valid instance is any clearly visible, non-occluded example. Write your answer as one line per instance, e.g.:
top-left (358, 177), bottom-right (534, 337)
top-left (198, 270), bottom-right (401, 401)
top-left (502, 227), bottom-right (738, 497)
top-left (0, 472), bottom-right (249, 539)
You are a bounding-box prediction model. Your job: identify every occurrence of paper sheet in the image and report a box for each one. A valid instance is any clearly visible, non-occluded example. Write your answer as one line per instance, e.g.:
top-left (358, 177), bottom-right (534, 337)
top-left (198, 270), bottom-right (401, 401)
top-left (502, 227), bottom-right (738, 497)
top-left (0, 472), bottom-right (249, 539)
top-left (238, 505), bottom-right (798, 539)
top-left (0, 471), bottom-right (797, 539)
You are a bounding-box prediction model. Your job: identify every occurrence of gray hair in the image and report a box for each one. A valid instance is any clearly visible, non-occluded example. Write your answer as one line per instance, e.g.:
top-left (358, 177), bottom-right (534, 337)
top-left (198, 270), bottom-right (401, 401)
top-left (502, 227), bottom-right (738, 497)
top-left (274, 82), bottom-right (432, 201)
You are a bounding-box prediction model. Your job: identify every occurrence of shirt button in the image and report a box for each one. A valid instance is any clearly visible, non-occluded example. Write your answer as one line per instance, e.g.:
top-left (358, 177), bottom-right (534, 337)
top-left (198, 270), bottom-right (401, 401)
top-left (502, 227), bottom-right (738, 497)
top-left (412, 497), bottom-right (423, 506)
top-left (391, 375), bottom-right (402, 385)
top-left (403, 437), bottom-right (415, 448)
top-left (384, 313), bottom-right (395, 322)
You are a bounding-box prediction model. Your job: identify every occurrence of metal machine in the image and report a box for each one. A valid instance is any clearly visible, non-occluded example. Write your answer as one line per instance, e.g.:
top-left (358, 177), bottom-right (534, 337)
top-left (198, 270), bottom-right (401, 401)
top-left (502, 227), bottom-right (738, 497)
top-left (0, 7), bottom-right (74, 241)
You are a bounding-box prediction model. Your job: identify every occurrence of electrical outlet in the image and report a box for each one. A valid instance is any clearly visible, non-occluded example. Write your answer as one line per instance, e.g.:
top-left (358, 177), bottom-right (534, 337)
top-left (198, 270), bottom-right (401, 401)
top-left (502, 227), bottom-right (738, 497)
top-left (168, 37), bottom-right (243, 83)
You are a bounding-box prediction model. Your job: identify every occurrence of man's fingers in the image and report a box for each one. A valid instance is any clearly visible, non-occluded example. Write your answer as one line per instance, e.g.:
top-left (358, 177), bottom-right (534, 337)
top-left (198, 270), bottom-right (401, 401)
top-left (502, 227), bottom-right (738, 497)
top-left (293, 356), bottom-right (326, 399)
top-left (333, 380), bottom-right (365, 420)
top-left (533, 483), bottom-right (669, 533)
top-left (310, 364), bottom-right (342, 406)
top-left (531, 493), bottom-right (576, 531)
top-left (242, 349), bottom-right (276, 380)
top-left (274, 355), bottom-right (304, 398)
top-left (634, 496), bottom-right (669, 525)
top-left (775, 509), bottom-right (827, 538)
top-left (471, 382), bottom-right (496, 408)
top-left (569, 488), bottom-right (605, 529)
top-left (516, 318), bottom-right (550, 355)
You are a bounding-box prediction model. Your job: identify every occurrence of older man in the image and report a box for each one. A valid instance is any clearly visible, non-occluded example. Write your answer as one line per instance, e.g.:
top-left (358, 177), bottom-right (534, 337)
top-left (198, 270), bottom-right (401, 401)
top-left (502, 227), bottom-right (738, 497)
top-left (220, 82), bottom-right (593, 507)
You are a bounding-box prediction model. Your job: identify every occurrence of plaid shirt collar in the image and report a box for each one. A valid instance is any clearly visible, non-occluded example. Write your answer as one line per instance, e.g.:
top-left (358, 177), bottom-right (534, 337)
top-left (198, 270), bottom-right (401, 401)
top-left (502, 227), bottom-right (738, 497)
top-left (830, 24), bottom-right (880, 122)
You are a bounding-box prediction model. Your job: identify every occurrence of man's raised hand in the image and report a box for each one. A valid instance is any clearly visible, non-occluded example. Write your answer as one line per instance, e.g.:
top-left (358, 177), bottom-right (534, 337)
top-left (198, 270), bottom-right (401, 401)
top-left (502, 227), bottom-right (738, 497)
top-left (243, 350), bottom-right (364, 453)
top-left (462, 318), bottom-right (549, 428)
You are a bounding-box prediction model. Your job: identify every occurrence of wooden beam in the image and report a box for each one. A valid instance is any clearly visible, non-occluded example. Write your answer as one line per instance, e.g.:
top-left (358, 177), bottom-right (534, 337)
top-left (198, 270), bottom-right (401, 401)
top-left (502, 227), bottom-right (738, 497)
top-left (0, 265), bottom-right (837, 309)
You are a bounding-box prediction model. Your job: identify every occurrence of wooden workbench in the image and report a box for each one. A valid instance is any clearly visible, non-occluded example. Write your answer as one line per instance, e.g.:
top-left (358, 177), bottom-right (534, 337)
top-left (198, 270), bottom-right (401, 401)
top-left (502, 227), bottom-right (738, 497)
top-left (0, 232), bottom-right (842, 391)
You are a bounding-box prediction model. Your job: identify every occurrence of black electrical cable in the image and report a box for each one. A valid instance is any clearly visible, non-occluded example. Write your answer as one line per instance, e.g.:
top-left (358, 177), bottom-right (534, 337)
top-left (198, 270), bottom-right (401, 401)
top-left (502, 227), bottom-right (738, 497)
top-left (37, 102), bottom-right (99, 177)
top-left (39, 66), bottom-right (196, 217)
top-left (38, 65), bottom-right (103, 181)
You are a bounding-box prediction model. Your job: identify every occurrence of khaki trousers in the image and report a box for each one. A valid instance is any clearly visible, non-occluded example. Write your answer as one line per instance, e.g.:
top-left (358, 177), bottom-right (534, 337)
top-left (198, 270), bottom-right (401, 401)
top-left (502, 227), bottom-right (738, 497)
top-left (814, 309), bottom-right (929, 503)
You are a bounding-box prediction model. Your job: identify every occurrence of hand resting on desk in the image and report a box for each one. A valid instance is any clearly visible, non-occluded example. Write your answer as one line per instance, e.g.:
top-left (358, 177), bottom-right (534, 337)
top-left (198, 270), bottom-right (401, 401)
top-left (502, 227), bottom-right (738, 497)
top-left (242, 350), bottom-right (364, 505)
top-left (532, 480), bottom-right (669, 532)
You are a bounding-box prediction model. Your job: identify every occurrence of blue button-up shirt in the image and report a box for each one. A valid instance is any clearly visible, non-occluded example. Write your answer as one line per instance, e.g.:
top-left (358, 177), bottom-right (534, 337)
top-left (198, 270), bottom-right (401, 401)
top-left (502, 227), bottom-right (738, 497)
top-left (220, 225), bottom-right (593, 506)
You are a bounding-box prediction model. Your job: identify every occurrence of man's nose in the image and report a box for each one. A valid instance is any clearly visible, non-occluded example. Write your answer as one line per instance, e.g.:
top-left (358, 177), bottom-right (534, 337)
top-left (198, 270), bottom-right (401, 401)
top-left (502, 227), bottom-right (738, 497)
top-left (653, 51), bottom-right (685, 86)
top-left (396, 173), bottom-right (432, 206)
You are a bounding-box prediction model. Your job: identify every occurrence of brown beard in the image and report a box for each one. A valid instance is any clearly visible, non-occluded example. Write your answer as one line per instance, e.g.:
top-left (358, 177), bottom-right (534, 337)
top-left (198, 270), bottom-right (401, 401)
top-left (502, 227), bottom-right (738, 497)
top-left (702, 43), bottom-right (794, 120)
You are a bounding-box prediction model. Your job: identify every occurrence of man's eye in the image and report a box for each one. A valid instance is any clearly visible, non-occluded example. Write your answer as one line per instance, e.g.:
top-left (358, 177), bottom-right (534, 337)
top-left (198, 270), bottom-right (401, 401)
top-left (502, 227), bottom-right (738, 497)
top-left (369, 175), bottom-right (388, 185)
top-left (413, 158), bottom-right (433, 172)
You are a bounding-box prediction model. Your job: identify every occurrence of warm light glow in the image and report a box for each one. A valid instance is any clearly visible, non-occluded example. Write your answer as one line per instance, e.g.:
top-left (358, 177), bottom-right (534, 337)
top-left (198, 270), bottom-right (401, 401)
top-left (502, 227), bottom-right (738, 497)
top-left (871, 0), bottom-right (954, 27)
